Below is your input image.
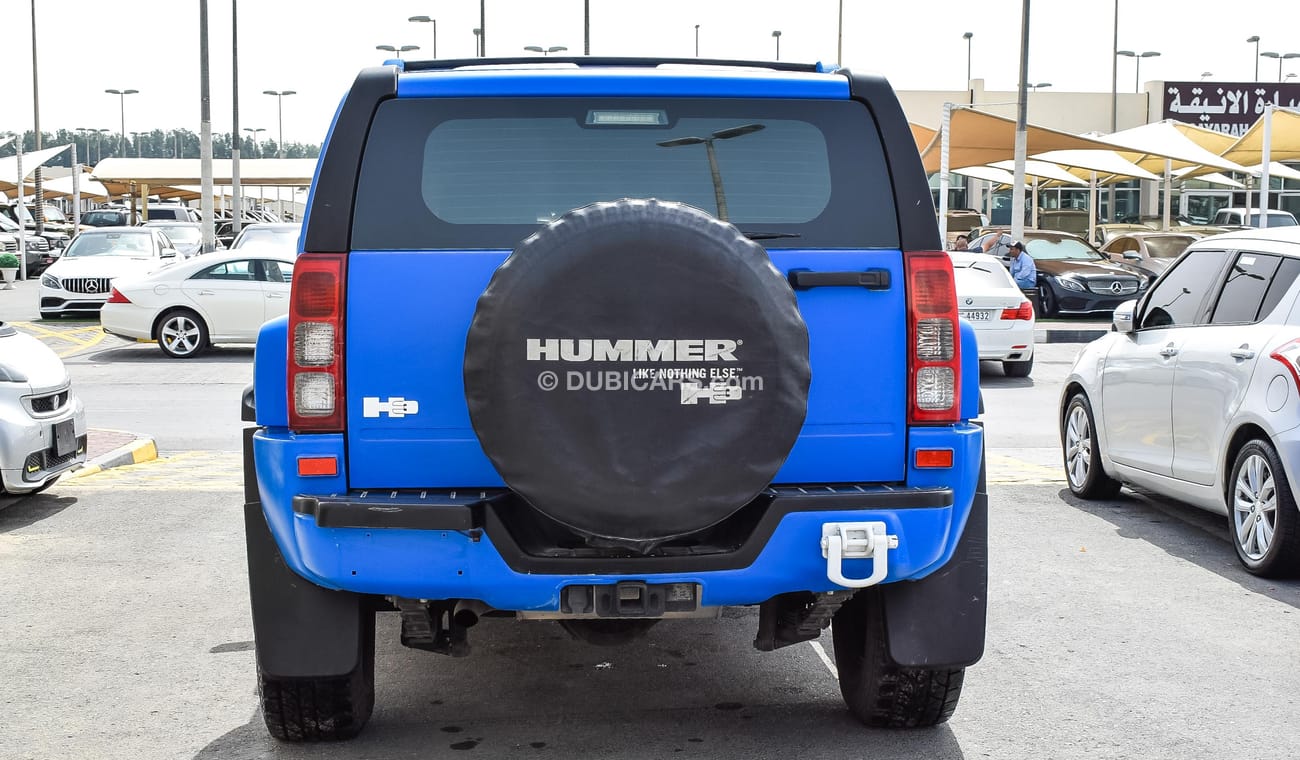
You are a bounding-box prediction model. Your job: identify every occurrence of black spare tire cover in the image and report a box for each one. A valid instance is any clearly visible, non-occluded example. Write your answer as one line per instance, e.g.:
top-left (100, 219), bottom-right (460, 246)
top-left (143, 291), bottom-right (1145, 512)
top-left (464, 199), bottom-right (810, 547)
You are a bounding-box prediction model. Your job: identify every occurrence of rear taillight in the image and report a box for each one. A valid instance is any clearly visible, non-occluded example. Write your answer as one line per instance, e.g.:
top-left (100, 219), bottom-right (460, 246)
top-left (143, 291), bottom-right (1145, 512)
top-left (906, 251), bottom-right (961, 424)
top-left (1270, 339), bottom-right (1300, 389)
top-left (106, 288), bottom-right (130, 304)
top-left (1000, 301), bottom-right (1034, 321)
top-left (288, 253), bottom-right (347, 431)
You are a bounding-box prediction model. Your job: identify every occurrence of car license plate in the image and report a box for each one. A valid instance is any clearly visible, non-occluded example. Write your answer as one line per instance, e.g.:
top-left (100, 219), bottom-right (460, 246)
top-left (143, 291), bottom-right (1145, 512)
top-left (960, 310), bottom-right (992, 321)
top-left (53, 419), bottom-right (76, 457)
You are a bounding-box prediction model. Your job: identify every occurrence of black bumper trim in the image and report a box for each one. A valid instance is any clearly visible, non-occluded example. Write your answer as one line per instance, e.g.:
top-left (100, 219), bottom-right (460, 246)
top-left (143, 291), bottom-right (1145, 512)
top-left (293, 491), bottom-right (495, 530)
top-left (292, 484), bottom-right (953, 574)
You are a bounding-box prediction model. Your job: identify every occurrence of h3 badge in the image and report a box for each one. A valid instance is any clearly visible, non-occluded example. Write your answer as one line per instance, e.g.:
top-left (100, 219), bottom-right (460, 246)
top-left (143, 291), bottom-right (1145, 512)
top-left (363, 396), bottom-right (420, 418)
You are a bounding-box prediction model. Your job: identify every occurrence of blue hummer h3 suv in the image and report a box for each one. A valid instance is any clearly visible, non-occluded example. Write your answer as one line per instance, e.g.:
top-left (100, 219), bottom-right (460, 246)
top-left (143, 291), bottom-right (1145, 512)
top-left (243, 56), bottom-right (986, 741)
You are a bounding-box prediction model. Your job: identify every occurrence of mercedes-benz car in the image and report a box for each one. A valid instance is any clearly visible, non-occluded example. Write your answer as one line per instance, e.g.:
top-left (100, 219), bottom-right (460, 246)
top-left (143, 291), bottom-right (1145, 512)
top-left (968, 229), bottom-right (1151, 317)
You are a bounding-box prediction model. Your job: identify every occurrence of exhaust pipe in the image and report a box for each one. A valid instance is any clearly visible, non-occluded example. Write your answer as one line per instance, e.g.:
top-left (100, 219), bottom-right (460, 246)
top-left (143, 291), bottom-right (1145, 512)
top-left (453, 599), bottom-right (491, 628)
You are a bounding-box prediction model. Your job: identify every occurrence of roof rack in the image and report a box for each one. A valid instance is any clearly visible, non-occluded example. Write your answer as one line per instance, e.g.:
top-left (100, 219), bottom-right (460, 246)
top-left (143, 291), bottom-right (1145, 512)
top-left (399, 56), bottom-right (825, 74)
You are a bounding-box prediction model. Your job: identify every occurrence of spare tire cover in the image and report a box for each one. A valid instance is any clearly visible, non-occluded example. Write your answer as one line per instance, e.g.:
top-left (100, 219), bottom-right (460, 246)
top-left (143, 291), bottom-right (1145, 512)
top-left (464, 199), bottom-right (810, 546)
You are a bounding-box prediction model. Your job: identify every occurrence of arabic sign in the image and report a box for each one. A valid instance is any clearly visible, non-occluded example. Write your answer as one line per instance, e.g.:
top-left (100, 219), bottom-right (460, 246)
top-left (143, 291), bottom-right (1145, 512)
top-left (1164, 82), bottom-right (1300, 137)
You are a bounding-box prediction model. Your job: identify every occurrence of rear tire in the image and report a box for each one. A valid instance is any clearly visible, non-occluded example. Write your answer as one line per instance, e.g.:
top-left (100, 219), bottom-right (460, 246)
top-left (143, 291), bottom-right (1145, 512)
top-left (1002, 354), bottom-right (1033, 377)
top-left (1229, 439), bottom-right (1300, 578)
top-left (831, 589), bottom-right (965, 728)
top-left (157, 309), bottom-right (209, 359)
top-left (258, 622), bottom-right (375, 742)
top-left (1061, 393), bottom-right (1122, 499)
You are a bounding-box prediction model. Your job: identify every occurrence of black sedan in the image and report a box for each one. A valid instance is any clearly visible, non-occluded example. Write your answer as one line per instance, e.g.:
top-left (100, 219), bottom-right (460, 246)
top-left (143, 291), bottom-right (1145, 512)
top-left (1099, 232), bottom-right (1199, 278)
top-left (967, 230), bottom-right (1152, 317)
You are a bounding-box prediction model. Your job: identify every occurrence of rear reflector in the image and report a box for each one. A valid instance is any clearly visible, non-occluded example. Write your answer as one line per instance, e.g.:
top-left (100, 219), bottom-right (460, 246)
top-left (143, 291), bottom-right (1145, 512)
top-left (297, 456), bottom-right (338, 477)
top-left (915, 448), bottom-right (954, 468)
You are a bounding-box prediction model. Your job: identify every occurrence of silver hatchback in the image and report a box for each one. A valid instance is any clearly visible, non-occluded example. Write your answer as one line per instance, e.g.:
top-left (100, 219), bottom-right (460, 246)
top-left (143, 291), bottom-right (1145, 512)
top-left (1059, 226), bottom-right (1300, 576)
top-left (0, 323), bottom-right (86, 495)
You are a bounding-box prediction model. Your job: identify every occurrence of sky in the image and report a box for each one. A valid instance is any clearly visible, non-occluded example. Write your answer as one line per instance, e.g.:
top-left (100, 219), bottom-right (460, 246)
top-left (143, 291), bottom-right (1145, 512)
top-left (2, 0), bottom-right (1298, 148)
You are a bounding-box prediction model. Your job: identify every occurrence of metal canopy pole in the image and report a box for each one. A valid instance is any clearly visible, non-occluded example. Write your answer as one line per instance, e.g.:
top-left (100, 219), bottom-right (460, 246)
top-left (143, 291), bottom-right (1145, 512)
top-left (1011, 0), bottom-right (1031, 241)
top-left (938, 102), bottom-right (952, 245)
top-left (1259, 104), bottom-right (1274, 228)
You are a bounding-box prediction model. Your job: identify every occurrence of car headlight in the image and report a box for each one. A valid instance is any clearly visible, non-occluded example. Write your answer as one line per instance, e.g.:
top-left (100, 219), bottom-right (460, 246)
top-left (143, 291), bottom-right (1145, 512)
top-left (1053, 275), bottom-right (1086, 292)
top-left (41, 273), bottom-right (61, 289)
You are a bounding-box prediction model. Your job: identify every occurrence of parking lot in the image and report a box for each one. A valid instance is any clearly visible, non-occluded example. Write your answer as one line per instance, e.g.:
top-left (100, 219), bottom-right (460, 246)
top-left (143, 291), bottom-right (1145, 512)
top-left (3, 272), bottom-right (1298, 759)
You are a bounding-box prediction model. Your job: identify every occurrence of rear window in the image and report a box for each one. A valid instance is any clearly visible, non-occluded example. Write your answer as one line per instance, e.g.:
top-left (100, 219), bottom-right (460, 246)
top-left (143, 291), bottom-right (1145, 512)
top-left (953, 259), bottom-right (1016, 290)
top-left (353, 97), bottom-right (899, 250)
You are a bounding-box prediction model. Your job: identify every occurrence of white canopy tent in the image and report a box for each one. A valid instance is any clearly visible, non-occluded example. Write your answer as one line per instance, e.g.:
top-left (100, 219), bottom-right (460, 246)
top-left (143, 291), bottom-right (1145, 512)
top-left (0, 144), bottom-right (72, 186)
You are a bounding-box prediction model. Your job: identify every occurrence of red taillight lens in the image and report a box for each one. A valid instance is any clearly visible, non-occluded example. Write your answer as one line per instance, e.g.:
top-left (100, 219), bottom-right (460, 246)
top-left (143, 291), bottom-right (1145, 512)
top-left (288, 254), bottom-right (347, 432)
top-left (906, 251), bottom-right (962, 424)
top-left (1000, 301), bottom-right (1034, 321)
top-left (106, 287), bottom-right (131, 304)
top-left (1270, 338), bottom-right (1300, 389)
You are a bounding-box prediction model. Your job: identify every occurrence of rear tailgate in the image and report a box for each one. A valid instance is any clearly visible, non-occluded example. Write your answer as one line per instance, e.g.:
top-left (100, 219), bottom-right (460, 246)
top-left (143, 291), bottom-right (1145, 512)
top-left (345, 247), bottom-right (907, 488)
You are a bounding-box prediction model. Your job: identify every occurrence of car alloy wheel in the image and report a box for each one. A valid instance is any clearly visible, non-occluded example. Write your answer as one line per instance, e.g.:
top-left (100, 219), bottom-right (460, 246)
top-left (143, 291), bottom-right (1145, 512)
top-left (159, 311), bottom-right (208, 358)
top-left (1064, 404), bottom-right (1093, 490)
top-left (1061, 394), bottom-right (1120, 499)
top-left (1233, 451), bottom-right (1277, 562)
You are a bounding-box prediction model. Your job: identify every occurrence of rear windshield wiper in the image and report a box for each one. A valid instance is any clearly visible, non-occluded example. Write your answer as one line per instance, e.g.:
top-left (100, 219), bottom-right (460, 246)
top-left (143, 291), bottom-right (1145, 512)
top-left (741, 231), bottom-right (802, 240)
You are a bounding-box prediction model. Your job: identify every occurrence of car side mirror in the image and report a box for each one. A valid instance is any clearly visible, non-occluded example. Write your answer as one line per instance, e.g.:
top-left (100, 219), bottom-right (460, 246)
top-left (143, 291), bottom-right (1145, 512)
top-left (1123, 252), bottom-right (1141, 261)
top-left (161, 250), bottom-right (177, 259)
top-left (1112, 299), bottom-right (1138, 334)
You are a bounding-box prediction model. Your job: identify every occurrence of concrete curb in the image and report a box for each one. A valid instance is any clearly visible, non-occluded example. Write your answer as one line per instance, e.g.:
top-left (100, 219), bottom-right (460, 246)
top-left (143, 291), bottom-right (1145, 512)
top-left (67, 435), bottom-right (158, 479)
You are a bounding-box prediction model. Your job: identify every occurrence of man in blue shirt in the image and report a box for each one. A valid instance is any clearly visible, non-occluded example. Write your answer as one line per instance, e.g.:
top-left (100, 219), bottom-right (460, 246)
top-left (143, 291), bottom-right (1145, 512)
top-left (1009, 240), bottom-right (1037, 290)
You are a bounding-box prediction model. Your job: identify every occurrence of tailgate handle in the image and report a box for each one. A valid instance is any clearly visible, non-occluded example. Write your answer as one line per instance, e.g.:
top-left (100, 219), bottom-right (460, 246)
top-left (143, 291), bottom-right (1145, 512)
top-left (788, 268), bottom-right (891, 291)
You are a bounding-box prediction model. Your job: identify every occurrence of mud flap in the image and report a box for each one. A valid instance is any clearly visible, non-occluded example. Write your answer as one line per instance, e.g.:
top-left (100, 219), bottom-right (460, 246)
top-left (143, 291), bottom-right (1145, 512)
top-left (244, 427), bottom-right (372, 679)
top-left (881, 448), bottom-right (987, 668)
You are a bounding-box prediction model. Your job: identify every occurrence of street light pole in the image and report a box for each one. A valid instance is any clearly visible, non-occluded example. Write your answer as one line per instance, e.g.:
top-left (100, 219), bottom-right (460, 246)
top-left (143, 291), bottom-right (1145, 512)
top-left (772, 30), bottom-right (782, 61)
top-left (1247, 36), bottom-right (1261, 80)
top-left (30, 0), bottom-right (45, 235)
top-left (105, 88), bottom-right (138, 157)
top-left (963, 32), bottom-right (973, 88)
top-left (244, 127), bottom-right (266, 157)
top-left (408, 16), bottom-right (438, 58)
top-left (1011, 0), bottom-right (1030, 243)
top-left (376, 44), bottom-right (420, 60)
top-left (263, 89), bottom-right (296, 220)
top-left (1261, 52), bottom-right (1300, 82)
top-left (473, 28), bottom-right (482, 57)
top-left (656, 123), bottom-right (764, 222)
top-left (1135, 51), bottom-right (1159, 92)
top-left (524, 45), bottom-right (567, 56)
top-left (694, 24), bottom-right (699, 57)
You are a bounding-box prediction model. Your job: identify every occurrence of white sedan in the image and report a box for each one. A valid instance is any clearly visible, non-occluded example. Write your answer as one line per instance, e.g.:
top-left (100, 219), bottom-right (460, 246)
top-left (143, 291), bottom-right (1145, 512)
top-left (100, 250), bottom-right (294, 358)
top-left (950, 251), bottom-right (1036, 376)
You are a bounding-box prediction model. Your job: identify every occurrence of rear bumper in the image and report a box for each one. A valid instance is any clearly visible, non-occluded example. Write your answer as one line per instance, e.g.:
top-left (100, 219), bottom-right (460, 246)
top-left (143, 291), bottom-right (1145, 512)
top-left (250, 422), bottom-right (984, 611)
top-left (972, 322), bottom-right (1035, 361)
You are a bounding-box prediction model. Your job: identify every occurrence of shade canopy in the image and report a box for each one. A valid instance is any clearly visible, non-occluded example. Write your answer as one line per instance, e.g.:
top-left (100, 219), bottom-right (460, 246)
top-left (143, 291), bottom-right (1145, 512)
top-left (90, 157), bottom-right (317, 187)
top-left (1095, 120), bottom-right (1250, 173)
top-left (920, 108), bottom-right (1125, 173)
top-left (1219, 108), bottom-right (1300, 164)
top-left (987, 159), bottom-right (1087, 185)
top-left (910, 122), bottom-right (938, 154)
top-left (1030, 148), bottom-right (1162, 181)
top-left (0, 144), bottom-right (73, 186)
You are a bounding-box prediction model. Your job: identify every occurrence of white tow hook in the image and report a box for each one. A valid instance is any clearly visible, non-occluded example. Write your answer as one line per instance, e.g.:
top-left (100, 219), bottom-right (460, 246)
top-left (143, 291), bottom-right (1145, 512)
top-left (820, 522), bottom-right (899, 589)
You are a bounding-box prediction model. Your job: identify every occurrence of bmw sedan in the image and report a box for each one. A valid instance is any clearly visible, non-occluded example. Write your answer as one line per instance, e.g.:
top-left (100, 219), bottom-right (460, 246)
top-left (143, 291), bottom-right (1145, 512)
top-left (950, 251), bottom-right (1036, 376)
top-left (100, 250), bottom-right (294, 358)
top-left (969, 230), bottom-right (1150, 317)
top-left (1060, 226), bottom-right (1300, 576)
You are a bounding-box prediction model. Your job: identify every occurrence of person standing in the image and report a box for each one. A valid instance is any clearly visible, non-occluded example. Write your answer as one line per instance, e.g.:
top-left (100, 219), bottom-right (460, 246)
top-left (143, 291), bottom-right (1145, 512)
top-left (1008, 240), bottom-right (1036, 289)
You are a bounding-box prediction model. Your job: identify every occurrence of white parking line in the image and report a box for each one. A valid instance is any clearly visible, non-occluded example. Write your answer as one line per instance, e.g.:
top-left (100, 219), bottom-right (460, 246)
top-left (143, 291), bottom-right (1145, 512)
top-left (809, 640), bottom-right (838, 679)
